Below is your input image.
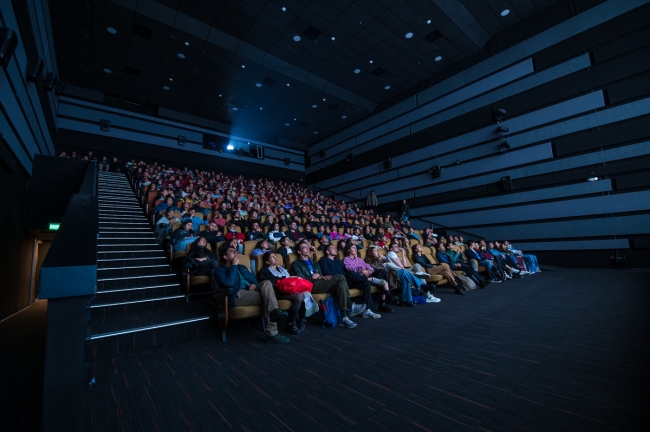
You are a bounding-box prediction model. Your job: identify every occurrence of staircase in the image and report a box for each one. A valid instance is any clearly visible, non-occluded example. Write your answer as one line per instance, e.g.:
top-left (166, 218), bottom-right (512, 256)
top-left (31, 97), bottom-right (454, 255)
top-left (85, 172), bottom-right (214, 361)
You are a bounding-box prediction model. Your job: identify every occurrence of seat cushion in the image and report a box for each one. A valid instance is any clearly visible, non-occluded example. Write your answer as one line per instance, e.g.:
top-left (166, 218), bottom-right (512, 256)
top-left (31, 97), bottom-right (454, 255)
top-left (229, 306), bottom-right (261, 320)
top-left (277, 299), bottom-right (292, 310)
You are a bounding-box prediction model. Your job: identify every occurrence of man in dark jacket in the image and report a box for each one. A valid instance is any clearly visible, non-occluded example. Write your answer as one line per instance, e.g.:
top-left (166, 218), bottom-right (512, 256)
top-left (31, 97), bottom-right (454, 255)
top-left (183, 237), bottom-right (219, 293)
top-left (319, 244), bottom-right (379, 319)
top-left (291, 240), bottom-right (365, 329)
top-left (215, 246), bottom-right (289, 344)
top-left (284, 221), bottom-right (306, 242)
top-left (436, 243), bottom-right (491, 288)
top-left (199, 220), bottom-right (225, 251)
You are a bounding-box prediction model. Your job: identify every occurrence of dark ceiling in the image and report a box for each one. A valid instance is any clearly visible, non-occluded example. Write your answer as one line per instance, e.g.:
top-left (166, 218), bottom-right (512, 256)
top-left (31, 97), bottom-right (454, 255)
top-left (49, 0), bottom-right (560, 146)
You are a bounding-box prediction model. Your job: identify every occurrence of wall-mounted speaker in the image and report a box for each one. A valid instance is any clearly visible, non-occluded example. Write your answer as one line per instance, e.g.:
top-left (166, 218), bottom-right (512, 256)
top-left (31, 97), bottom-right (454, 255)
top-left (44, 72), bottom-right (58, 90)
top-left (0, 28), bottom-right (18, 69)
top-left (100, 119), bottom-right (110, 132)
top-left (346, 152), bottom-right (355, 163)
top-left (284, 157), bottom-right (290, 166)
top-left (178, 135), bottom-right (186, 146)
top-left (501, 175), bottom-right (513, 190)
top-left (430, 165), bottom-right (442, 178)
top-left (255, 145), bottom-right (264, 159)
top-left (26, 57), bottom-right (44, 82)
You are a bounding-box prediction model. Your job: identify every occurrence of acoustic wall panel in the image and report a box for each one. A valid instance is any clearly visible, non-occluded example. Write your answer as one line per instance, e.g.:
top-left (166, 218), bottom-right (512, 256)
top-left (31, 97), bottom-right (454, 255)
top-left (454, 214), bottom-right (650, 241)
top-left (512, 239), bottom-right (629, 251)
top-left (431, 190), bottom-right (650, 227)
top-left (410, 180), bottom-right (613, 217)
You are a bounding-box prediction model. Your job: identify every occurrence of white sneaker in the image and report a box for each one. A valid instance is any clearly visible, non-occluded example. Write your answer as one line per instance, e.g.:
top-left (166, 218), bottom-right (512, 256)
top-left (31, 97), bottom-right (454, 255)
top-left (535, 269), bottom-right (542, 273)
top-left (510, 268), bottom-right (520, 274)
top-left (340, 317), bottom-right (357, 328)
top-left (492, 279), bottom-right (502, 283)
top-left (505, 274), bottom-right (512, 280)
top-left (519, 270), bottom-right (531, 275)
top-left (349, 303), bottom-right (366, 317)
top-left (426, 293), bottom-right (441, 303)
top-left (362, 309), bottom-right (381, 319)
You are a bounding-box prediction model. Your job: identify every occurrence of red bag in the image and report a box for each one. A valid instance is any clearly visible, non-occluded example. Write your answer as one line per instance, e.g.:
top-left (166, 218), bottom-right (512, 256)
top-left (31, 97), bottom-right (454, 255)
top-left (275, 277), bottom-right (313, 294)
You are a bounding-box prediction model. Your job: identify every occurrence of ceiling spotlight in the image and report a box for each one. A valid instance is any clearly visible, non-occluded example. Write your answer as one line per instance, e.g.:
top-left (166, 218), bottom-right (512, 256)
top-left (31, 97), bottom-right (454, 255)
top-left (495, 108), bottom-right (507, 122)
top-left (255, 83), bottom-right (262, 87)
top-left (163, 86), bottom-right (170, 90)
top-left (293, 35), bottom-right (301, 42)
top-left (384, 85), bottom-right (391, 90)
top-left (587, 173), bottom-right (599, 182)
top-left (435, 56), bottom-right (442, 61)
top-left (500, 141), bottom-right (511, 153)
top-left (241, 64), bottom-right (245, 68)
top-left (107, 27), bottom-right (117, 34)
top-left (232, 107), bottom-right (238, 111)
top-left (314, 131), bottom-right (318, 134)
top-left (369, 60), bottom-right (373, 64)
top-left (177, 53), bottom-right (185, 58)
top-left (169, 77), bottom-right (173, 81)
top-left (427, 20), bottom-right (431, 24)
top-left (496, 126), bottom-right (509, 135)
top-left (501, 9), bottom-right (510, 17)
top-left (354, 68), bottom-right (360, 73)
top-left (312, 104), bottom-right (317, 108)
top-left (260, 107), bottom-right (263, 110)
top-left (285, 123), bottom-right (290, 126)
top-left (287, 83), bottom-right (290, 86)
top-left (405, 32), bottom-right (414, 39)
top-left (293, 118), bottom-right (296, 121)
top-left (322, 98), bottom-right (326, 101)
top-left (218, 94), bottom-right (222, 97)
top-left (342, 115), bottom-right (347, 119)
top-left (184, 41), bottom-right (189, 46)
top-left (331, 36), bottom-right (335, 41)
top-left (281, 6), bottom-right (286, 12)
top-left (227, 144), bottom-right (235, 150)
top-left (103, 68), bottom-right (111, 73)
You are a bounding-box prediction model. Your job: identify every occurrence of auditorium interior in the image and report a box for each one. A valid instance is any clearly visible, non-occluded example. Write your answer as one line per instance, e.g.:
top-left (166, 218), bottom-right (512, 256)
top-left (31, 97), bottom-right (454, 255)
top-left (1, 0), bottom-right (649, 430)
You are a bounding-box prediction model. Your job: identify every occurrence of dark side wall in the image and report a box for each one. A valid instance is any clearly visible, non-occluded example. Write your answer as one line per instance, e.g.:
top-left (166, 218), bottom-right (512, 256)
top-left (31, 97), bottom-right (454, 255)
top-left (55, 129), bottom-right (303, 183)
top-left (0, 159), bottom-right (33, 320)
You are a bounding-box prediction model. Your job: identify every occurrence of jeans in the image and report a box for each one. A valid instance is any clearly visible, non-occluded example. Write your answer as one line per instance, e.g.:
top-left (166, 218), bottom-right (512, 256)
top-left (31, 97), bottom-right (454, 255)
top-left (521, 254), bottom-right (539, 271)
top-left (397, 269), bottom-right (424, 302)
top-left (471, 259), bottom-right (493, 275)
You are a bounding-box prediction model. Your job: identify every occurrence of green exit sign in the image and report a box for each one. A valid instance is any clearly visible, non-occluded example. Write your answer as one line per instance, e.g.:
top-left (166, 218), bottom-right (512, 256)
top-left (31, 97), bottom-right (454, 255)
top-left (48, 223), bottom-right (61, 231)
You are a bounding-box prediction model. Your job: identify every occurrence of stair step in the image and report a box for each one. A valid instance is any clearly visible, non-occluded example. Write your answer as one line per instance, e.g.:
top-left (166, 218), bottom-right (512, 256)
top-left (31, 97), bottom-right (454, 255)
top-left (89, 295), bottom-right (187, 316)
top-left (95, 283), bottom-right (180, 303)
top-left (97, 265), bottom-right (171, 278)
top-left (98, 232), bottom-right (154, 239)
top-left (97, 238), bottom-right (156, 246)
top-left (97, 273), bottom-right (177, 290)
top-left (97, 244), bottom-right (161, 252)
top-left (84, 301), bottom-right (214, 361)
top-left (97, 250), bottom-right (166, 259)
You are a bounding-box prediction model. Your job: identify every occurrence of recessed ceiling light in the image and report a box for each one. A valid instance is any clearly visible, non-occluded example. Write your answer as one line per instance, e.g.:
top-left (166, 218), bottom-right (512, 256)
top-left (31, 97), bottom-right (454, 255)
top-left (293, 35), bottom-right (301, 42)
top-left (354, 68), bottom-right (360, 73)
top-left (313, 131), bottom-right (318, 134)
top-left (103, 68), bottom-right (111, 73)
top-left (369, 60), bottom-right (373, 64)
top-left (281, 6), bottom-right (286, 12)
top-left (501, 9), bottom-right (510, 16)
top-left (427, 20), bottom-right (431, 24)
top-left (322, 98), bottom-right (326, 101)
top-left (163, 86), bottom-right (170, 90)
top-left (293, 118), bottom-right (296, 121)
top-left (286, 83), bottom-right (290, 86)
top-left (177, 53), bottom-right (185, 58)
top-left (435, 56), bottom-right (442, 61)
top-left (218, 94), bottom-right (222, 97)
top-left (169, 77), bottom-right (173, 81)
top-left (384, 85), bottom-right (391, 90)
top-left (184, 41), bottom-right (189, 46)
top-left (255, 83), bottom-right (262, 87)
top-left (260, 107), bottom-right (263, 110)
top-left (342, 115), bottom-right (347, 119)
top-left (285, 123), bottom-right (290, 126)
top-left (107, 27), bottom-right (117, 34)
top-left (331, 36), bottom-right (335, 41)
top-left (312, 104), bottom-right (317, 108)
top-left (405, 32), bottom-right (414, 39)
top-left (241, 64), bottom-right (245, 68)
top-left (232, 107), bottom-right (238, 111)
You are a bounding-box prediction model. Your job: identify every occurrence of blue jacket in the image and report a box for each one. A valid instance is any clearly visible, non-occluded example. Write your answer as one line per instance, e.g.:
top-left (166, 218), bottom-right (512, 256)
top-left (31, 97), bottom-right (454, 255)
top-left (215, 264), bottom-right (258, 309)
top-left (465, 248), bottom-right (482, 262)
top-left (319, 257), bottom-right (345, 276)
top-left (436, 251), bottom-right (456, 265)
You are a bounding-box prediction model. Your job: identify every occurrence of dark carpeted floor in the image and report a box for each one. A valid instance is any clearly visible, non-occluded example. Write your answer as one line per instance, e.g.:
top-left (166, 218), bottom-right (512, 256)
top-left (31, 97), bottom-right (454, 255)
top-left (81, 268), bottom-right (648, 430)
